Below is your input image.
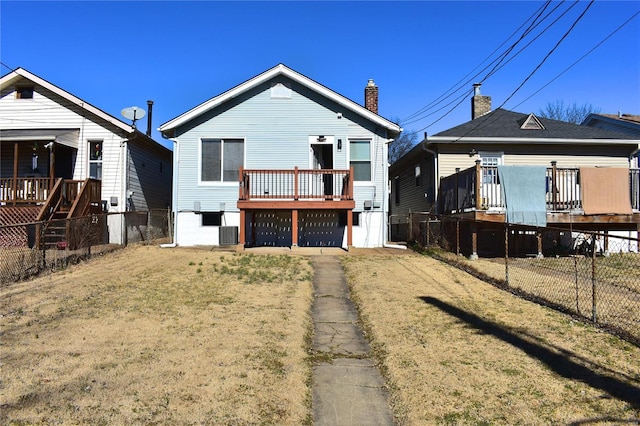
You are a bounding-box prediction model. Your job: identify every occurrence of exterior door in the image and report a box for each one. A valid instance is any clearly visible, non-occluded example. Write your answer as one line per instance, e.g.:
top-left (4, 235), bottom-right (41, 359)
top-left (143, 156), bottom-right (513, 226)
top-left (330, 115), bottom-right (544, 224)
top-left (310, 140), bottom-right (334, 197)
top-left (479, 152), bottom-right (503, 209)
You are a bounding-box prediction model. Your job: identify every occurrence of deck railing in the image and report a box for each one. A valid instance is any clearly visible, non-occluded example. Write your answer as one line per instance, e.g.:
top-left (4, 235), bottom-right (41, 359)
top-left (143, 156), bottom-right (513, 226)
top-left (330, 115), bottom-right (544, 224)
top-left (439, 162), bottom-right (640, 214)
top-left (239, 167), bottom-right (353, 201)
top-left (0, 177), bottom-right (51, 205)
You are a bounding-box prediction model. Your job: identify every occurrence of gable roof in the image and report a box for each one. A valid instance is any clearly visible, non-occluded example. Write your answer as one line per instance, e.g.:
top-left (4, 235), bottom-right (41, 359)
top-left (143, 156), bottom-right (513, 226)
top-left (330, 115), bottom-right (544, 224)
top-left (582, 113), bottom-right (640, 137)
top-left (0, 67), bottom-right (169, 153)
top-left (159, 63), bottom-right (401, 138)
top-left (428, 108), bottom-right (640, 144)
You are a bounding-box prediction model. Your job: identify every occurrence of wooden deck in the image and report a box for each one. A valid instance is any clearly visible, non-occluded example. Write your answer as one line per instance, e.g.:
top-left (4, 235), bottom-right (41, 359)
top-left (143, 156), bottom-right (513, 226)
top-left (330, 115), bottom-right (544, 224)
top-left (237, 167), bottom-right (355, 210)
top-left (439, 162), bottom-right (640, 226)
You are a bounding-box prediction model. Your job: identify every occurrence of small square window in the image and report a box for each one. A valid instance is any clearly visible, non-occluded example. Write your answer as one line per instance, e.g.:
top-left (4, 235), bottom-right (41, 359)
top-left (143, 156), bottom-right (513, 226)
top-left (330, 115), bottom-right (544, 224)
top-left (16, 86), bottom-right (34, 99)
top-left (353, 212), bottom-right (360, 226)
top-left (202, 212), bottom-right (222, 226)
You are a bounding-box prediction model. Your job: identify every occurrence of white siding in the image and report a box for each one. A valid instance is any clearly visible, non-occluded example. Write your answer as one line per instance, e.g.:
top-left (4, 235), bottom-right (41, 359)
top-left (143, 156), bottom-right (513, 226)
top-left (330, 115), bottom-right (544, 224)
top-left (1, 82), bottom-right (126, 211)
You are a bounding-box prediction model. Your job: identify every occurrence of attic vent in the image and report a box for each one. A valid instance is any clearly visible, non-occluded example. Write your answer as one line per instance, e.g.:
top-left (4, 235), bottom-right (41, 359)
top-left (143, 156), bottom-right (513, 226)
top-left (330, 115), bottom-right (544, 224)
top-left (520, 113), bottom-right (545, 130)
top-left (270, 82), bottom-right (291, 99)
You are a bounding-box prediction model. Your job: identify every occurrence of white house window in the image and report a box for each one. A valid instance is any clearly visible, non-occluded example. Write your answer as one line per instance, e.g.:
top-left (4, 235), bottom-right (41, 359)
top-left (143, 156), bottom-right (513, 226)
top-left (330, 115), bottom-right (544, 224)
top-left (89, 140), bottom-right (103, 179)
top-left (201, 138), bottom-right (244, 182)
top-left (202, 212), bottom-right (222, 226)
top-left (350, 139), bottom-right (371, 182)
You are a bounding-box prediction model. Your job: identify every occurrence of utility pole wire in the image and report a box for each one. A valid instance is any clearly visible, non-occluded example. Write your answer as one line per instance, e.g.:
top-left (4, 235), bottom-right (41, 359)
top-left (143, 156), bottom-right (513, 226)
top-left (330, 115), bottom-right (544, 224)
top-left (513, 8), bottom-right (640, 111)
top-left (401, 0), bottom-right (564, 124)
top-left (444, 0), bottom-right (595, 143)
top-left (404, 0), bottom-right (577, 127)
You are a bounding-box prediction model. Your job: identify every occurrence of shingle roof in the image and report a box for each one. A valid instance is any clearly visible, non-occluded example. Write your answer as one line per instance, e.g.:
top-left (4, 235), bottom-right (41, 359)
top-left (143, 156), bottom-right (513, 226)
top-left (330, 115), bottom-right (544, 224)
top-left (433, 108), bottom-right (639, 140)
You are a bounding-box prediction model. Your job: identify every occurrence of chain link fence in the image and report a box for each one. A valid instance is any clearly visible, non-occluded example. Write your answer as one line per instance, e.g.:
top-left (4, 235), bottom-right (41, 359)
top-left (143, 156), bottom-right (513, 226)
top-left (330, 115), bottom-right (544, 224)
top-left (398, 213), bottom-right (640, 345)
top-left (0, 210), bottom-right (172, 285)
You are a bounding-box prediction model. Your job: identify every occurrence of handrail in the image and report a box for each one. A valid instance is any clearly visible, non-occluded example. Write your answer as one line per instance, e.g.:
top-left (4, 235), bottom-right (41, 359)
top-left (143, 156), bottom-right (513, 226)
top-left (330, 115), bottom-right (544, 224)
top-left (67, 179), bottom-right (101, 218)
top-left (439, 165), bottom-right (640, 214)
top-left (0, 177), bottom-right (51, 205)
top-left (36, 178), bottom-right (64, 222)
top-left (240, 168), bottom-right (353, 201)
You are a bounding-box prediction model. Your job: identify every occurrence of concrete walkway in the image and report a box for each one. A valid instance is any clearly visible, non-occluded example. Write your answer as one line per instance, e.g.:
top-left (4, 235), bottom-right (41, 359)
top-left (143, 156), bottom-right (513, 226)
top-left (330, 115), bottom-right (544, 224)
top-left (311, 256), bottom-right (395, 425)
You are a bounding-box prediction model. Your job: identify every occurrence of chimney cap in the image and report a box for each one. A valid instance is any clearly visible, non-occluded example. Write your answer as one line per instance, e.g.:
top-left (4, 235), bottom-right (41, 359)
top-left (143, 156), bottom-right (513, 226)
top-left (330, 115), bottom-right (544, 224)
top-left (473, 83), bottom-right (482, 95)
top-left (367, 79), bottom-right (376, 87)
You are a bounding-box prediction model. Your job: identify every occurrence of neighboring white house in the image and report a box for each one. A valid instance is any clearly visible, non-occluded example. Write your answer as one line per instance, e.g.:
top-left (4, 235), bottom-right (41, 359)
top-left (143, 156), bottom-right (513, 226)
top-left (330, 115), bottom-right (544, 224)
top-left (0, 67), bottom-right (172, 244)
top-left (160, 64), bottom-right (401, 249)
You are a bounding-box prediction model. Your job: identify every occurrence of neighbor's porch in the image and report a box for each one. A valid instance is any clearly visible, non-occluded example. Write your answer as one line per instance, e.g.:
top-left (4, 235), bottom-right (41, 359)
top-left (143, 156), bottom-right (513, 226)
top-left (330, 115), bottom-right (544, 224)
top-left (237, 167), bottom-right (356, 247)
top-left (439, 161), bottom-right (640, 224)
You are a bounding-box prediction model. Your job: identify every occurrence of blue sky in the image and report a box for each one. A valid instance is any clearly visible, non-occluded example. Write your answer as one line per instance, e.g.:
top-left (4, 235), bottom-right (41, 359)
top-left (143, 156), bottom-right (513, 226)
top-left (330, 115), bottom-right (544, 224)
top-left (1, 1), bottom-right (639, 149)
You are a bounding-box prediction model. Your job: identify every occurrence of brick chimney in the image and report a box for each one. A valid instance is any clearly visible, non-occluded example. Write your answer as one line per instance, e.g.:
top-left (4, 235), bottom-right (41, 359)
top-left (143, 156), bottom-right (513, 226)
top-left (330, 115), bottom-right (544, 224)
top-left (471, 83), bottom-right (491, 119)
top-left (365, 79), bottom-right (378, 114)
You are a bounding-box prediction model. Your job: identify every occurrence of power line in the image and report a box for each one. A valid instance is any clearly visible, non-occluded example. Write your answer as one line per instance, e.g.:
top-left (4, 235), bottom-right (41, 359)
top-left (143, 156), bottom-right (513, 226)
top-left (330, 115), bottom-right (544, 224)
top-left (403, 0), bottom-right (577, 128)
top-left (401, 1), bottom-right (554, 123)
top-left (0, 61), bottom-right (15, 72)
top-left (513, 8), bottom-right (640, 110)
top-left (442, 0), bottom-right (595, 142)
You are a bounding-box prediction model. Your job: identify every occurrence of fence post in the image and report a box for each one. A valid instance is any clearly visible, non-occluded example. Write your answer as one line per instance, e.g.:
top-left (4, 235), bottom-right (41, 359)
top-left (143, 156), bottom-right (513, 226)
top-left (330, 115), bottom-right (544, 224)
top-left (591, 238), bottom-right (597, 322)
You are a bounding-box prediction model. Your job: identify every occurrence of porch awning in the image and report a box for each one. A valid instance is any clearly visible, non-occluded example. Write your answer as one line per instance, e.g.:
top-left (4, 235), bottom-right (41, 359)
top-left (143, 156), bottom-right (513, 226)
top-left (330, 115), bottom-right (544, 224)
top-left (0, 129), bottom-right (80, 149)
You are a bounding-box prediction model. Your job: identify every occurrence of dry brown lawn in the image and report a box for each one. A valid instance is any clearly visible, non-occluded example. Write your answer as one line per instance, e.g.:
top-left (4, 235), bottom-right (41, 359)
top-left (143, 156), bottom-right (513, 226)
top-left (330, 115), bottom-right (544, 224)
top-left (343, 252), bottom-right (640, 425)
top-left (3, 245), bottom-right (640, 425)
top-left (1, 245), bottom-right (314, 425)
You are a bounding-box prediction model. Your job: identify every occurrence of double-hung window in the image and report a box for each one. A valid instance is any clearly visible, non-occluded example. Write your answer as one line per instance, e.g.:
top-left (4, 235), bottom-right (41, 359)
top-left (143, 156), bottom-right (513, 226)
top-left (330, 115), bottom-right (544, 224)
top-left (201, 138), bottom-right (244, 183)
top-left (350, 139), bottom-right (371, 182)
top-left (89, 140), bottom-right (103, 179)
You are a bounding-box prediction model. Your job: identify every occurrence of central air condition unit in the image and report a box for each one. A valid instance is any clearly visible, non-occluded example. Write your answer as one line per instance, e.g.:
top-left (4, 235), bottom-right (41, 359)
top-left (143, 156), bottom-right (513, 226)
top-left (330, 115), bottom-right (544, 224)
top-left (219, 226), bottom-right (239, 245)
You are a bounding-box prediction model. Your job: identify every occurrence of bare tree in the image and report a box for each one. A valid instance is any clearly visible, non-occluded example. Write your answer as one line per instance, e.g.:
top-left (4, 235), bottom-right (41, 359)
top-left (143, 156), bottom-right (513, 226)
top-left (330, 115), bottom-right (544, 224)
top-left (538, 100), bottom-right (601, 124)
top-left (389, 120), bottom-right (418, 164)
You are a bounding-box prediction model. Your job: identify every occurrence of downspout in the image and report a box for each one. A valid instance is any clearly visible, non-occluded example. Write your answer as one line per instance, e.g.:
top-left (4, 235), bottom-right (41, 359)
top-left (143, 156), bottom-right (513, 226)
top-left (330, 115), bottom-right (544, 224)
top-left (422, 134), bottom-right (439, 214)
top-left (121, 137), bottom-right (128, 244)
top-left (161, 137), bottom-right (178, 248)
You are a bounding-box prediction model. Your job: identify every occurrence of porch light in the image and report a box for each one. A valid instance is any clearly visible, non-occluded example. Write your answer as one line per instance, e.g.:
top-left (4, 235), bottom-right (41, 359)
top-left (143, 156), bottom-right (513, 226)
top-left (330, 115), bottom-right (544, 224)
top-left (469, 148), bottom-right (478, 157)
top-left (317, 135), bottom-right (326, 142)
top-left (337, 139), bottom-right (342, 151)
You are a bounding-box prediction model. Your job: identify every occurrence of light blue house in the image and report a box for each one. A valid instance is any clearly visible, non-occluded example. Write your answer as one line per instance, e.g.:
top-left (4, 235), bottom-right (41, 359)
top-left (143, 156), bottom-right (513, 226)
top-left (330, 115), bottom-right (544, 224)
top-left (159, 64), bottom-right (401, 248)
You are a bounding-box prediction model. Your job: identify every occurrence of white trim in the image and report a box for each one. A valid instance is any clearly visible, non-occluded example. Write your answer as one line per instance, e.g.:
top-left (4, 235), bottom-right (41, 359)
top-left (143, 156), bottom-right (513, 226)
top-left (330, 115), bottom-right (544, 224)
top-left (349, 138), bottom-right (373, 185)
top-left (159, 64), bottom-right (401, 135)
top-left (426, 136), bottom-right (640, 145)
top-left (198, 137), bottom-right (245, 185)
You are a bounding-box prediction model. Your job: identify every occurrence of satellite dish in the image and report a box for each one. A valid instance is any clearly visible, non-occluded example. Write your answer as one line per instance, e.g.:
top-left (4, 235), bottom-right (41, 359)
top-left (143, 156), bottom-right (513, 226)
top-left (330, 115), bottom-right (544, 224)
top-left (121, 106), bottom-right (146, 128)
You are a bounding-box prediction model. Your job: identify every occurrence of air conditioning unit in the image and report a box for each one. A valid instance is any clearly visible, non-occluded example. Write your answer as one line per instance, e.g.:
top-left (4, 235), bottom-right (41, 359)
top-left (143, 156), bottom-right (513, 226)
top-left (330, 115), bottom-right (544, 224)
top-left (219, 226), bottom-right (239, 245)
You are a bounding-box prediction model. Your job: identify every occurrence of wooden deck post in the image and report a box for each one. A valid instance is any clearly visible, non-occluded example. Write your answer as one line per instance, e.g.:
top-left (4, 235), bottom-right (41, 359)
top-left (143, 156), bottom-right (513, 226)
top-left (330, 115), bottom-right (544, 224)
top-left (239, 209), bottom-right (246, 246)
top-left (475, 160), bottom-right (482, 210)
top-left (13, 142), bottom-right (18, 207)
top-left (454, 168), bottom-right (460, 213)
top-left (603, 230), bottom-right (609, 256)
top-left (347, 210), bottom-right (353, 248)
top-left (551, 161), bottom-right (557, 211)
top-left (537, 229), bottom-right (543, 259)
top-left (49, 144), bottom-right (55, 194)
top-left (291, 209), bottom-right (298, 247)
top-left (455, 219), bottom-right (460, 256)
top-left (470, 221), bottom-right (478, 260)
